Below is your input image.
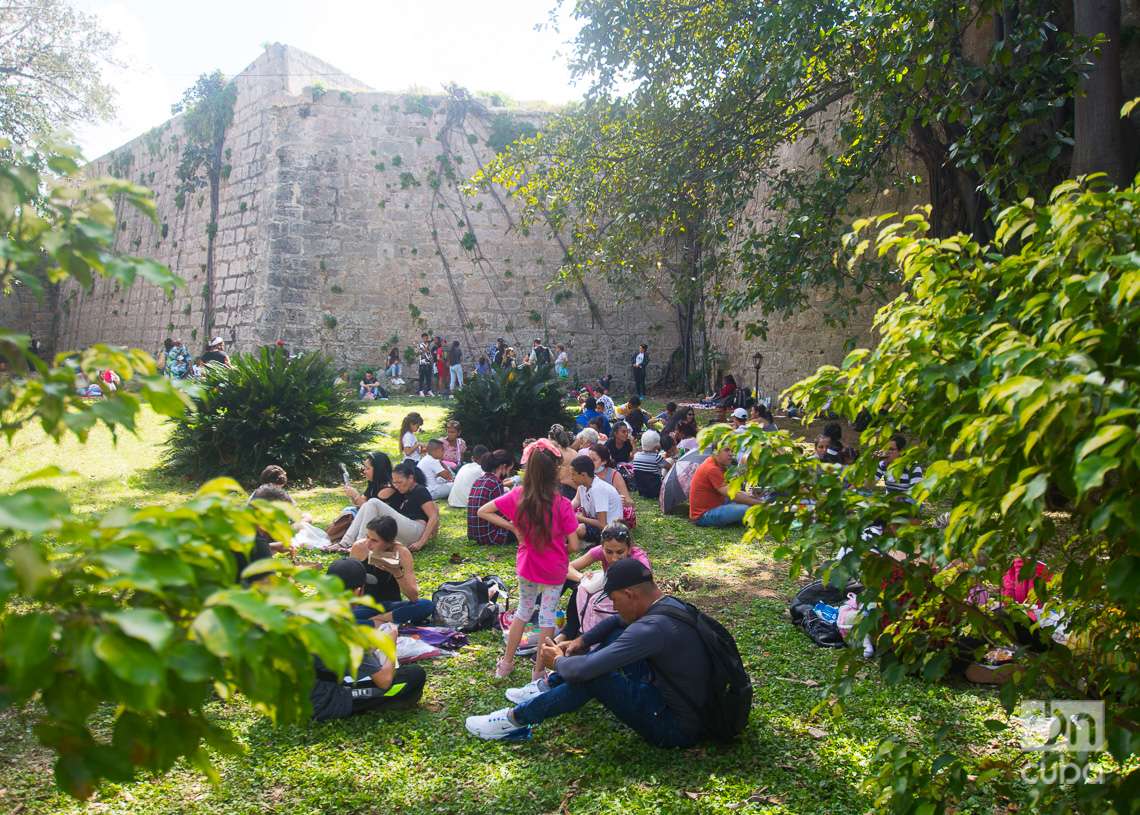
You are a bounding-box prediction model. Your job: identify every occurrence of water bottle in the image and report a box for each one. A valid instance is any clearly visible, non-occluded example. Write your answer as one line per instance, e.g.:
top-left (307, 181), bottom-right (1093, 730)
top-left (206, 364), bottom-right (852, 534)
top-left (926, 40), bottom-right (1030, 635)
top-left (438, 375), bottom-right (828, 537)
top-left (812, 602), bottom-right (839, 624)
top-left (555, 609), bottom-right (566, 629)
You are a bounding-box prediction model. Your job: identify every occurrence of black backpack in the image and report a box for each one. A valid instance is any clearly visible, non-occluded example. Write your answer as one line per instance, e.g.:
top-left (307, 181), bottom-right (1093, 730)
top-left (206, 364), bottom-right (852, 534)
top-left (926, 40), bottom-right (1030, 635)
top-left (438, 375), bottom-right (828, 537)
top-left (535, 345), bottom-right (552, 366)
top-left (648, 599), bottom-right (753, 742)
top-left (431, 575), bottom-right (507, 632)
top-left (788, 578), bottom-right (863, 649)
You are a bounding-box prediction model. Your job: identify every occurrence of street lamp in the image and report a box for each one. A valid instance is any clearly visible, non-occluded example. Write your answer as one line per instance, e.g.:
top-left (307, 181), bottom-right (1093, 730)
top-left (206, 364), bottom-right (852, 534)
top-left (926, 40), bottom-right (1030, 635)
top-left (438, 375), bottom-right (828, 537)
top-left (752, 351), bottom-right (764, 399)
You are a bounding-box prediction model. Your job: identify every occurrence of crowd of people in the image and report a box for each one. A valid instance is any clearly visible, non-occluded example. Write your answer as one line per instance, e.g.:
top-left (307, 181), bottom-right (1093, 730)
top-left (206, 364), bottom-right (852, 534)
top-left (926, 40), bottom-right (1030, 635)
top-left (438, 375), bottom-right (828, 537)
top-left (234, 373), bottom-right (924, 750)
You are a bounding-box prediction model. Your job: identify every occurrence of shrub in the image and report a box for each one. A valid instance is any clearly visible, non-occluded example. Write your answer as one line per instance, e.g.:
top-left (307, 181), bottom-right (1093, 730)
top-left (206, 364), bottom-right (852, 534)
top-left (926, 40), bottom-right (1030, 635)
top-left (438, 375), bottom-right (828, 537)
top-left (165, 348), bottom-right (380, 485)
top-left (717, 176), bottom-right (1140, 814)
top-left (448, 364), bottom-right (571, 452)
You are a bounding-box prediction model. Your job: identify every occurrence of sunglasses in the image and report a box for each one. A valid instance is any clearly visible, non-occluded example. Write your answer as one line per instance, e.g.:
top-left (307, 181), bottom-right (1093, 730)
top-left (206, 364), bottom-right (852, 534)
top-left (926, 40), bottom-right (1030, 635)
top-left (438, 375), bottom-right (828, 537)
top-left (601, 524), bottom-right (631, 542)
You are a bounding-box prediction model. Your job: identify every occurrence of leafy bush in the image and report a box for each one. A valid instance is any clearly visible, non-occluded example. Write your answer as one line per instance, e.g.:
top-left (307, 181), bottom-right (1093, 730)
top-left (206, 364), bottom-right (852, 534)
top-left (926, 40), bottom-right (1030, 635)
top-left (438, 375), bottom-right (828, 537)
top-left (716, 176), bottom-right (1140, 814)
top-left (0, 142), bottom-right (385, 800)
top-left (448, 364), bottom-right (571, 452)
top-left (165, 349), bottom-right (380, 485)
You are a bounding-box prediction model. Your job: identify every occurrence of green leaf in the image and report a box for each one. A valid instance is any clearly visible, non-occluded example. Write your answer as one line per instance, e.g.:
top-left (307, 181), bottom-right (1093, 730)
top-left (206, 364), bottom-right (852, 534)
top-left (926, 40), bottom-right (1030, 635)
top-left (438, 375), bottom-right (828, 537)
top-left (1073, 455), bottom-right (1118, 495)
top-left (0, 487), bottom-right (71, 533)
top-left (92, 630), bottom-right (164, 686)
top-left (2, 612), bottom-right (58, 685)
top-left (209, 590), bottom-right (288, 632)
top-left (104, 608), bottom-right (176, 651)
top-left (1074, 425), bottom-right (1130, 462)
top-left (190, 607), bottom-right (243, 658)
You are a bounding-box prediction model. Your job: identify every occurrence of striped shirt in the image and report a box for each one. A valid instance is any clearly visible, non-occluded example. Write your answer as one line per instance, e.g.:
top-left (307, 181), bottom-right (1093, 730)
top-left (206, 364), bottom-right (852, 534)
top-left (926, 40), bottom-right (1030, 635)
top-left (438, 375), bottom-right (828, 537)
top-left (877, 460), bottom-right (923, 495)
top-left (466, 473), bottom-right (511, 545)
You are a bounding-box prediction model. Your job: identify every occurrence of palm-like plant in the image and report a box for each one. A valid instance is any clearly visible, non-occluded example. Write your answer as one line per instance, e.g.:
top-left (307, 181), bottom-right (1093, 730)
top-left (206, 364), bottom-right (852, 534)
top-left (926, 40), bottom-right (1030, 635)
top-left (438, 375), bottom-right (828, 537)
top-left (448, 365), bottom-right (571, 453)
top-left (165, 347), bottom-right (381, 485)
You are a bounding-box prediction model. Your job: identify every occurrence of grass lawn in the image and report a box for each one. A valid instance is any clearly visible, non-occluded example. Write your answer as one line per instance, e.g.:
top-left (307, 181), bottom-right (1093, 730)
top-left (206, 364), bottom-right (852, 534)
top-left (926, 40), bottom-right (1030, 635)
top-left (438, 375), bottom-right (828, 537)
top-left (0, 398), bottom-right (1029, 815)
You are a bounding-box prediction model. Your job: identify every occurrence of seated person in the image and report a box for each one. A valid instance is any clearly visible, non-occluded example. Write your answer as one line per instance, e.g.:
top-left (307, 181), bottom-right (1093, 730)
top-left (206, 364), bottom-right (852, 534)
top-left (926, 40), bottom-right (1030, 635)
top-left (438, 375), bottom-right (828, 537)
top-left (575, 397), bottom-right (612, 436)
top-left (631, 430), bottom-right (671, 499)
top-left (465, 560), bottom-right (709, 748)
top-left (595, 384), bottom-right (617, 421)
top-left (824, 422), bottom-right (858, 465)
top-left (359, 371), bottom-right (384, 400)
top-left (573, 427), bottom-right (599, 451)
top-left (467, 449), bottom-right (516, 545)
top-left (448, 444), bottom-right (489, 509)
top-left (701, 375), bottom-right (737, 407)
top-left (876, 433), bottom-right (922, 498)
top-left (561, 522), bottom-right (651, 641)
top-left (689, 443), bottom-right (761, 527)
top-left (587, 415), bottom-right (609, 445)
top-left (417, 439), bottom-right (454, 500)
top-left (440, 420), bottom-right (467, 469)
top-left (348, 517), bottom-right (434, 625)
top-left (338, 461), bottom-right (439, 552)
top-left (615, 396), bottom-right (654, 437)
top-left (655, 401), bottom-right (677, 426)
top-left (814, 434), bottom-right (844, 465)
top-left (605, 421), bottom-right (635, 466)
top-left (571, 455), bottom-right (623, 544)
top-left (311, 558), bottom-right (426, 721)
top-left (729, 407), bottom-right (748, 432)
top-left (750, 403), bottom-right (777, 431)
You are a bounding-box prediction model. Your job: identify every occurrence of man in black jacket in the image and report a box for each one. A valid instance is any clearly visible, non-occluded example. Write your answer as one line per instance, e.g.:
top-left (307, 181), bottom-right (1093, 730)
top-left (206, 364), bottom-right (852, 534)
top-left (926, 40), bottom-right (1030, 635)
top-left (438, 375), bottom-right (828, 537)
top-left (465, 560), bottom-right (710, 746)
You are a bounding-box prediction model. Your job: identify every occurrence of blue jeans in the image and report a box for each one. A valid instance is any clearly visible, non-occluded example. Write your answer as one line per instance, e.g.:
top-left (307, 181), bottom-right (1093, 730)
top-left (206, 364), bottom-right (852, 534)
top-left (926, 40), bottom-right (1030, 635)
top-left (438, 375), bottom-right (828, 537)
top-left (512, 639), bottom-right (698, 748)
top-left (360, 599), bottom-right (434, 626)
top-left (695, 502), bottom-right (749, 527)
top-left (449, 363), bottom-right (464, 391)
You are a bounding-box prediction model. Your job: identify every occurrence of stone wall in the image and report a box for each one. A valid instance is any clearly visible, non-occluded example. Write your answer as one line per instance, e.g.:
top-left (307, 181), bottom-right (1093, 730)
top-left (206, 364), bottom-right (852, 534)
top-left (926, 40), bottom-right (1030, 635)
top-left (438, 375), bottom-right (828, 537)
top-left (44, 44), bottom-right (678, 391)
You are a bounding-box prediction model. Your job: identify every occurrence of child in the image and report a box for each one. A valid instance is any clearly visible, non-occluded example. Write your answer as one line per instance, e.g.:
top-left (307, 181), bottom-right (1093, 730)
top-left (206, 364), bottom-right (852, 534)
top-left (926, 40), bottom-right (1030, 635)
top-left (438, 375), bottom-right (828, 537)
top-left (417, 439), bottom-right (454, 500)
top-left (631, 430), bottom-right (671, 499)
top-left (399, 412), bottom-right (425, 462)
top-left (477, 439), bottom-right (578, 680)
top-left (441, 420), bottom-right (467, 469)
top-left (554, 344), bottom-right (569, 379)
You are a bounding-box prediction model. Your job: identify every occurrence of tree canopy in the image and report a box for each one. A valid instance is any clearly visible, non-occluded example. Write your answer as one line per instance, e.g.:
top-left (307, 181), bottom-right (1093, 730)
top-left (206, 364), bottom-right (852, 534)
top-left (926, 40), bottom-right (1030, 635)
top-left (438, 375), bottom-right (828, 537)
top-left (0, 0), bottom-right (119, 146)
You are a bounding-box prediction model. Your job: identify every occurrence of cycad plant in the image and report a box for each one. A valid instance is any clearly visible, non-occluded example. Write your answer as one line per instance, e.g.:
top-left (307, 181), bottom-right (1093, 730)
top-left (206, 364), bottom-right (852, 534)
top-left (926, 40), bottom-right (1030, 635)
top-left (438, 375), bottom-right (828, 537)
top-left (448, 365), bottom-right (571, 453)
top-left (165, 347), bottom-right (380, 484)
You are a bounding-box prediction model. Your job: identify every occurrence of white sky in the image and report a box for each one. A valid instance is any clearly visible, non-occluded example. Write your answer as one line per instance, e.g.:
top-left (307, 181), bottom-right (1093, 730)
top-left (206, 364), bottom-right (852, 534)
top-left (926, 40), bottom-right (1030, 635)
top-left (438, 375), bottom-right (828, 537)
top-left (72, 0), bottom-right (584, 160)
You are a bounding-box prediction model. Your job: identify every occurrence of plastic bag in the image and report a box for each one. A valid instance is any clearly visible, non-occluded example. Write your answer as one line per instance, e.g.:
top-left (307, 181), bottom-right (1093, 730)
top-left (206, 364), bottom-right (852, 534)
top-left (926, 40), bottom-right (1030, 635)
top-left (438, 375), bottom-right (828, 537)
top-left (292, 521), bottom-right (332, 550)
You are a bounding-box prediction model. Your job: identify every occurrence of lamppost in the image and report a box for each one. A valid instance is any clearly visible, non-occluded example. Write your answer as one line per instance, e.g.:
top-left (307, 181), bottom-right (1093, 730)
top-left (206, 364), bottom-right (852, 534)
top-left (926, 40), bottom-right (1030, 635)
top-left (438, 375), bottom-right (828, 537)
top-left (752, 351), bottom-right (764, 400)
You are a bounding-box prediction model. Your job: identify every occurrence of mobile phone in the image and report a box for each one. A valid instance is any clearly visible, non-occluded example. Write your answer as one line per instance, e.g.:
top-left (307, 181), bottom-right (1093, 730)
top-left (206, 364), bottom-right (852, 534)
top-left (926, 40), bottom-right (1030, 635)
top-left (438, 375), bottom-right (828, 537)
top-left (339, 462), bottom-right (351, 487)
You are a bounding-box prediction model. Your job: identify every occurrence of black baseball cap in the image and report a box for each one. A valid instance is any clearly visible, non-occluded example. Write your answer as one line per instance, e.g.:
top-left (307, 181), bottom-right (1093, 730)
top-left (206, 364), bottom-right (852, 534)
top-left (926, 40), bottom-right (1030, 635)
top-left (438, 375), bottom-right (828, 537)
top-left (327, 558), bottom-right (377, 590)
top-left (602, 558), bottom-right (653, 595)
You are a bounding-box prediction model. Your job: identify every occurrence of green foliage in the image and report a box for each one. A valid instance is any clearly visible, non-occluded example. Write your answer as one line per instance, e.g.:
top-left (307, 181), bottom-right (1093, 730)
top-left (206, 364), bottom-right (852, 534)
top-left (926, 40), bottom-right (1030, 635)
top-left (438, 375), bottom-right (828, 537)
top-left (447, 364), bottom-right (570, 452)
top-left (403, 94), bottom-right (434, 117)
top-left (0, 477), bottom-right (384, 799)
top-left (164, 348), bottom-right (380, 486)
top-left (400, 171), bottom-right (418, 190)
top-left (485, 112), bottom-right (538, 153)
top-left (1, 141), bottom-right (386, 801)
top-left (310, 83), bottom-right (326, 102)
top-left (171, 72), bottom-right (236, 198)
top-left (322, 313), bottom-right (337, 330)
top-left (720, 176), bottom-right (1140, 813)
top-left (460, 230), bottom-right (477, 251)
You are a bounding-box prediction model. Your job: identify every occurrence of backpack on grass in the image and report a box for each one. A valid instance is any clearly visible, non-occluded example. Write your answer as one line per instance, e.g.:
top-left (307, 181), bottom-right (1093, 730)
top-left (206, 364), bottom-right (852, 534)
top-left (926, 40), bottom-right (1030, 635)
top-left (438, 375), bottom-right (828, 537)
top-left (431, 575), bottom-right (507, 632)
top-left (648, 599), bottom-right (752, 742)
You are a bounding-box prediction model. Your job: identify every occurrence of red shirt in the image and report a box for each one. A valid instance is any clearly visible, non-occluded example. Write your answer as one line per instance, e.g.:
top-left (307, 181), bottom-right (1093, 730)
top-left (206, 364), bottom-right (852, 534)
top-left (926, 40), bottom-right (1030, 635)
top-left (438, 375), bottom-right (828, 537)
top-left (689, 457), bottom-right (726, 520)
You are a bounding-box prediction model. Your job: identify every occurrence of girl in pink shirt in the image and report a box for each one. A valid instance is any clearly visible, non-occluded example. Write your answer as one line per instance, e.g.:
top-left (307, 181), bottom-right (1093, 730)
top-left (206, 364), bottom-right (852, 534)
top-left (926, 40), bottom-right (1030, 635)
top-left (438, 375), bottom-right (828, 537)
top-left (478, 439), bottom-right (578, 680)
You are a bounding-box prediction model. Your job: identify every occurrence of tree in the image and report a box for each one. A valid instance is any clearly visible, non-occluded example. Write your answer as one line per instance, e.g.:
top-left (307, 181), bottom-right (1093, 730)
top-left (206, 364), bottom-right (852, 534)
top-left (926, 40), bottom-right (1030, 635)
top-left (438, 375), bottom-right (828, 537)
top-left (484, 0), bottom-right (1124, 344)
top-left (172, 71), bottom-right (236, 341)
top-left (0, 0), bottom-right (118, 146)
top-left (1071, 0), bottom-right (1132, 183)
top-left (711, 174), bottom-right (1140, 813)
top-left (0, 142), bottom-right (386, 799)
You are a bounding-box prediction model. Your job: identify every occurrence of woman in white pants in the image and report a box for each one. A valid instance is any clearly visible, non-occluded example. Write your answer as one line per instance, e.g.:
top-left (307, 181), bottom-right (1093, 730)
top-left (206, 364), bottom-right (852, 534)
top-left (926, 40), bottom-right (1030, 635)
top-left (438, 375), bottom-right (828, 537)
top-left (339, 461), bottom-right (439, 552)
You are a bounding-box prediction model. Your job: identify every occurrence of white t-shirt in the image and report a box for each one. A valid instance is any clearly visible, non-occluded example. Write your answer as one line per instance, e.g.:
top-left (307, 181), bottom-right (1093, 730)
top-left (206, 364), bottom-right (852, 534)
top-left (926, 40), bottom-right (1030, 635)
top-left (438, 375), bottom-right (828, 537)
top-left (555, 351), bottom-right (568, 366)
top-left (577, 477), bottom-right (623, 524)
top-left (401, 431), bottom-right (421, 461)
top-left (635, 352), bottom-right (645, 367)
top-left (417, 456), bottom-right (449, 490)
top-left (596, 394), bottom-right (616, 420)
top-left (448, 462), bottom-right (484, 508)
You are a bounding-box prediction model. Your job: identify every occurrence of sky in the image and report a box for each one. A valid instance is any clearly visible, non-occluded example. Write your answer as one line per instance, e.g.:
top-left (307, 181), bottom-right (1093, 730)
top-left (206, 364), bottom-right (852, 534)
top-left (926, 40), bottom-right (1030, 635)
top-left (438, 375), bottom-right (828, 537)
top-left (72, 0), bottom-right (584, 160)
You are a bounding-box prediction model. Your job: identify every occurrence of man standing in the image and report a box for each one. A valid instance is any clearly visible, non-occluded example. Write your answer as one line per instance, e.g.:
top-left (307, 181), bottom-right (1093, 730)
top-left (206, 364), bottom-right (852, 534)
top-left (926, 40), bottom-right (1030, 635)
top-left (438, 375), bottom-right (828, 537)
top-left (632, 343), bottom-right (649, 399)
top-left (530, 338), bottom-right (552, 367)
top-left (464, 560), bottom-right (711, 747)
top-left (689, 442), bottom-right (762, 527)
top-left (417, 333), bottom-right (434, 397)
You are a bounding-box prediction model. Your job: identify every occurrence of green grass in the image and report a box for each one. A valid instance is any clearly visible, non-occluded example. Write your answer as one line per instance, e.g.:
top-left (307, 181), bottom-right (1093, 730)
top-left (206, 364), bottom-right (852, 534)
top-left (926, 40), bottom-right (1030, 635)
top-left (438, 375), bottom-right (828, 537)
top-left (0, 398), bottom-right (1029, 814)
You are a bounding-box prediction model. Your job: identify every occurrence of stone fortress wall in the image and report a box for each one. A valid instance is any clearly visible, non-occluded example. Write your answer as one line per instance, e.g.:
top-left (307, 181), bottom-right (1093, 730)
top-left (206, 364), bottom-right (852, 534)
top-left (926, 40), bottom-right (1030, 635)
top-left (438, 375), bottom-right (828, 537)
top-left (33, 44), bottom-right (680, 390)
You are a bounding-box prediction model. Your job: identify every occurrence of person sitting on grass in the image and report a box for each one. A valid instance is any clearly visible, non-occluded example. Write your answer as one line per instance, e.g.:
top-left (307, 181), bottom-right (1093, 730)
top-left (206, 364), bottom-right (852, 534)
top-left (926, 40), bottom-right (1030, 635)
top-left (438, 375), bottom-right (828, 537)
top-left (359, 371), bottom-right (383, 400)
top-left (575, 396), bottom-right (612, 435)
top-left (467, 449), bottom-right (517, 546)
top-left (339, 461), bottom-right (439, 552)
top-left (417, 438), bottom-right (454, 501)
top-left (689, 442), bottom-right (762, 527)
top-left (571, 455), bottom-right (623, 544)
top-left (465, 560), bottom-right (709, 747)
top-left (449, 443), bottom-right (489, 509)
top-left (615, 396), bottom-right (654, 437)
top-left (560, 521), bottom-right (651, 642)
top-left (310, 558), bottom-right (426, 722)
top-left (595, 383), bottom-right (617, 421)
top-left (440, 420), bottom-right (467, 469)
top-left (605, 421), bottom-right (635, 466)
top-left (347, 517), bottom-right (434, 625)
top-left (750, 403), bottom-right (777, 431)
top-left (631, 430), bottom-right (671, 499)
top-left (876, 433), bottom-right (922, 499)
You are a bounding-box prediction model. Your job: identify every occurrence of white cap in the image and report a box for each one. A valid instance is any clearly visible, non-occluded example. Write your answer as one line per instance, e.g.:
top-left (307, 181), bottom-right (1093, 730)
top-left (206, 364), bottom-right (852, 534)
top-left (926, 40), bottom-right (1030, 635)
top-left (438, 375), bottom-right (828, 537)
top-left (731, 407), bottom-right (748, 420)
top-left (208, 336), bottom-right (225, 347)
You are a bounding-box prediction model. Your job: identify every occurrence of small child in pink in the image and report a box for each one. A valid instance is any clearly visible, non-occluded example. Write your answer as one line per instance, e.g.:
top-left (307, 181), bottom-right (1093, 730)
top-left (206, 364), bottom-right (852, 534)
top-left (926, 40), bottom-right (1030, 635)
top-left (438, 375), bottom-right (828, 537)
top-left (477, 439), bottom-right (578, 680)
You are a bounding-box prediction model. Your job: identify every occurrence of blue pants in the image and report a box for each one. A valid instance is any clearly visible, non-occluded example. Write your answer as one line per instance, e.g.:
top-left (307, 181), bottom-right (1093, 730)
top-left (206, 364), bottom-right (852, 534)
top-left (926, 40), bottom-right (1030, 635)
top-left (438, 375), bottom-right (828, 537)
top-left (695, 502), bottom-right (750, 527)
top-left (360, 599), bottom-right (434, 626)
top-left (512, 646), bottom-right (697, 748)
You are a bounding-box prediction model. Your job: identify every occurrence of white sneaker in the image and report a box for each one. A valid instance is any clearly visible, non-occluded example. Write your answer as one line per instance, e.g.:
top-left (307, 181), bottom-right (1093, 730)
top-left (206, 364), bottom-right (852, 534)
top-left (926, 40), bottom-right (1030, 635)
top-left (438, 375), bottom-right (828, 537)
top-left (505, 678), bottom-right (548, 704)
top-left (417, 391), bottom-right (424, 397)
top-left (465, 707), bottom-right (530, 740)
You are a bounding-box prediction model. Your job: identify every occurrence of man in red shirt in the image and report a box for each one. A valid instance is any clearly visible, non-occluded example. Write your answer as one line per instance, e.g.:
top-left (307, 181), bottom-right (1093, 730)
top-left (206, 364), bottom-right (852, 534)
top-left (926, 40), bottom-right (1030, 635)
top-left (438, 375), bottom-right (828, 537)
top-left (689, 445), bottom-right (761, 527)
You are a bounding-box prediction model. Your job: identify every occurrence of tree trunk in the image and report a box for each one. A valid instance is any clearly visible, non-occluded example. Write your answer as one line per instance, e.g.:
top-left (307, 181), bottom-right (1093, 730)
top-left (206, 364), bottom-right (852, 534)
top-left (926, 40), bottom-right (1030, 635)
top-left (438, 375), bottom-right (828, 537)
top-left (1071, 0), bottom-right (1131, 184)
